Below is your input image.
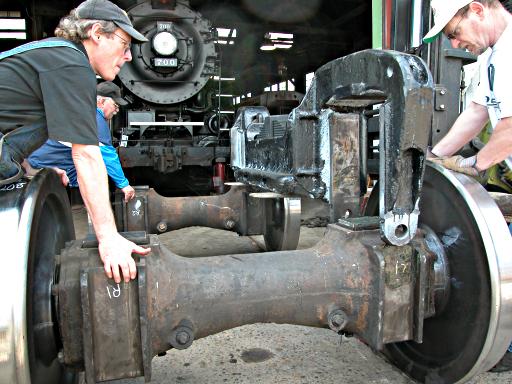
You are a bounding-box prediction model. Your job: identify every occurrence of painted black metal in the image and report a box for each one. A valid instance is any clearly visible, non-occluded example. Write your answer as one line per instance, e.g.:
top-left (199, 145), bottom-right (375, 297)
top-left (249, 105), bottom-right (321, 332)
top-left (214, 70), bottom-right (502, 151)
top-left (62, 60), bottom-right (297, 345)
top-left (118, 1), bottom-right (217, 105)
top-left (232, 50), bottom-right (433, 244)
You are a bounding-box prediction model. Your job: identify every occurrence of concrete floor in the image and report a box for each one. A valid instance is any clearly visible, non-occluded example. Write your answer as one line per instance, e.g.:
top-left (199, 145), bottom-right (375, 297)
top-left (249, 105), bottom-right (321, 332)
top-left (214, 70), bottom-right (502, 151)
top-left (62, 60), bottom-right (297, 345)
top-left (72, 205), bottom-right (512, 384)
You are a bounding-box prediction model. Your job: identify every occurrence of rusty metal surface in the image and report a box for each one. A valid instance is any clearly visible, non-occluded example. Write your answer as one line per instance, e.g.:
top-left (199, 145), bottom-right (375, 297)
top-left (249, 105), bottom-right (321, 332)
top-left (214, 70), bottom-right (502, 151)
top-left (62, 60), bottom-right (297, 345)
top-left (328, 113), bottom-right (361, 221)
top-left (56, 222), bottom-right (441, 383)
top-left (81, 268), bottom-right (144, 382)
top-left (142, 227), bottom-right (419, 354)
top-left (115, 183), bottom-right (265, 236)
top-left (140, 226), bottom-right (385, 354)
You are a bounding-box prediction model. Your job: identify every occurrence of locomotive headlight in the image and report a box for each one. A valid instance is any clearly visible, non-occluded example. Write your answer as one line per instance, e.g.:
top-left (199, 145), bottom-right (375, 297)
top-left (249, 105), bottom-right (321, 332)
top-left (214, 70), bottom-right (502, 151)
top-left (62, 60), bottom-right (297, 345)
top-left (153, 31), bottom-right (178, 56)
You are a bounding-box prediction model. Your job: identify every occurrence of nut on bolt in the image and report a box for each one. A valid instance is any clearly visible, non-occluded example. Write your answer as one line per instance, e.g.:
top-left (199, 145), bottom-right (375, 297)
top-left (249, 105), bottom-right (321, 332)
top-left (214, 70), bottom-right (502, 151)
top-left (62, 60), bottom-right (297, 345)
top-left (328, 309), bottom-right (348, 332)
top-left (169, 320), bottom-right (195, 350)
top-left (176, 330), bottom-right (190, 345)
top-left (157, 221), bottom-right (168, 233)
top-left (224, 219), bottom-right (236, 230)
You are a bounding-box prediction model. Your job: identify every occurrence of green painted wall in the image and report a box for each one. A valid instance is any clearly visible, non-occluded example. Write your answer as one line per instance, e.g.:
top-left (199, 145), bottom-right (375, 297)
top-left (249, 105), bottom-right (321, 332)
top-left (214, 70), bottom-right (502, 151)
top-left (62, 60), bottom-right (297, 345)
top-left (372, 0), bottom-right (382, 49)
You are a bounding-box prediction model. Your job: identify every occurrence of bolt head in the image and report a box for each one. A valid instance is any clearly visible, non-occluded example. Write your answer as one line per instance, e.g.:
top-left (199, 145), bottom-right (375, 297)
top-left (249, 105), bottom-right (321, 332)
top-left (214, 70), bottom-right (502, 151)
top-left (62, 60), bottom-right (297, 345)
top-left (157, 222), bottom-right (168, 233)
top-left (176, 330), bottom-right (190, 345)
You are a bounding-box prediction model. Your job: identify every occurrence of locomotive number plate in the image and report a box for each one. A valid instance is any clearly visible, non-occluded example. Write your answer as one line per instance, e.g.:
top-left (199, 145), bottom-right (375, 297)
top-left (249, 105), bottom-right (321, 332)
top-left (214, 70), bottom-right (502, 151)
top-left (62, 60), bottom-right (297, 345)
top-left (154, 57), bottom-right (178, 67)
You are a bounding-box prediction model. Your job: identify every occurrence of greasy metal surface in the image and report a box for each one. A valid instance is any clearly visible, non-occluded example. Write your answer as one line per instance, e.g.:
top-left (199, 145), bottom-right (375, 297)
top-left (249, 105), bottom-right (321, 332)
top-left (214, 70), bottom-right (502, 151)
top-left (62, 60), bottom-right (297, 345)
top-left (0, 170), bottom-right (75, 384)
top-left (263, 197), bottom-right (301, 251)
top-left (115, 183), bottom-right (265, 236)
top-left (367, 163), bottom-right (512, 383)
top-left (231, 50), bottom-right (434, 246)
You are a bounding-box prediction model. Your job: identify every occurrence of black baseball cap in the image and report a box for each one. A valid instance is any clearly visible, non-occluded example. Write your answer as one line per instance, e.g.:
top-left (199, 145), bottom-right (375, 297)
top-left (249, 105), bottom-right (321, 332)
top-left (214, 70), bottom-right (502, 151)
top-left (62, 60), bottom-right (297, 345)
top-left (97, 81), bottom-right (129, 105)
top-left (76, 0), bottom-right (148, 42)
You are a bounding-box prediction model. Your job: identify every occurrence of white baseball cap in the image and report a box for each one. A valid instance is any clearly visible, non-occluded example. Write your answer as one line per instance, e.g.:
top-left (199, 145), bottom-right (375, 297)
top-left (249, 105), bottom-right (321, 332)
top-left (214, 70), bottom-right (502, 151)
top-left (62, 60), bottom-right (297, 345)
top-left (423, 0), bottom-right (473, 43)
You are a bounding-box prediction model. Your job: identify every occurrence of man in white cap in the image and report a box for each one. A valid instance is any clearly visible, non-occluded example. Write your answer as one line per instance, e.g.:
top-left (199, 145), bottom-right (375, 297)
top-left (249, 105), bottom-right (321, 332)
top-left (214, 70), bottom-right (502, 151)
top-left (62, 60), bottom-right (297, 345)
top-left (424, 0), bottom-right (512, 372)
top-left (0, 0), bottom-right (150, 284)
top-left (425, 1), bottom-right (512, 180)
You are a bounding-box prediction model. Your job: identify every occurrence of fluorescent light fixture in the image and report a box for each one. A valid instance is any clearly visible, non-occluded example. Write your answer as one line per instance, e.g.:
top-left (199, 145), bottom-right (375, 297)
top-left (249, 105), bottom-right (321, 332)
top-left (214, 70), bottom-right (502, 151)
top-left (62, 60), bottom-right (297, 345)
top-left (273, 43), bottom-right (292, 49)
top-left (262, 32), bottom-right (293, 50)
top-left (213, 40), bottom-right (235, 45)
top-left (0, 32), bottom-right (26, 39)
top-left (220, 111), bottom-right (235, 114)
top-left (217, 28), bottom-right (237, 38)
top-left (268, 32), bottom-right (293, 40)
top-left (260, 42), bottom-right (276, 51)
top-left (212, 76), bottom-right (236, 81)
top-left (0, 18), bottom-right (25, 30)
top-left (215, 94), bottom-right (234, 97)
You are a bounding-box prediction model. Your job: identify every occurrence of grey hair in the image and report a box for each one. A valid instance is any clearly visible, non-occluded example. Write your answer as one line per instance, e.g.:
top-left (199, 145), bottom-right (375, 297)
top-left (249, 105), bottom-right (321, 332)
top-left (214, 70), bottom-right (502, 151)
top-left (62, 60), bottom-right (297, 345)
top-left (54, 8), bottom-right (116, 43)
top-left (458, 0), bottom-right (503, 15)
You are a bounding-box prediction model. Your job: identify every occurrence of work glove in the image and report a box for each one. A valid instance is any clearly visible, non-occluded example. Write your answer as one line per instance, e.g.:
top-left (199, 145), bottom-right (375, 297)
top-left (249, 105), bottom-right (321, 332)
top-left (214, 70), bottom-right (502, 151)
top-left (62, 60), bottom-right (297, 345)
top-left (429, 155), bottom-right (480, 177)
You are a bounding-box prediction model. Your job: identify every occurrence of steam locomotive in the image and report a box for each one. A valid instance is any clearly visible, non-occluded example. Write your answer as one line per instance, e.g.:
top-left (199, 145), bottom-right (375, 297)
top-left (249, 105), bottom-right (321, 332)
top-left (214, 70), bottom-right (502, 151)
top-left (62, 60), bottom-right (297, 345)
top-left (112, 0), bottom-right (231, 195)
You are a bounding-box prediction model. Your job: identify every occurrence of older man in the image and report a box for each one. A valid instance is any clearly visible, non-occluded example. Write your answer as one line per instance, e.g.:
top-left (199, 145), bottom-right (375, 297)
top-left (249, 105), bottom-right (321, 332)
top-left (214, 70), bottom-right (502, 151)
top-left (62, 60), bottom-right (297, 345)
top-left (424, 0), bottom-right (512, 177)
top-left (25, 82), bottom-right (135, 202)
top-left (0, 0), bottom-right (150, 284)
top-left (423, 0), bottom-right (512, 371)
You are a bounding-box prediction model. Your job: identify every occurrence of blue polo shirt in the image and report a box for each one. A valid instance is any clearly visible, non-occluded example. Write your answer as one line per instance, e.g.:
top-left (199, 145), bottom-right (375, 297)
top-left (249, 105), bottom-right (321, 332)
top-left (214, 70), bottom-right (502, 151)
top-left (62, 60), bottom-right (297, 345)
top-left (28, 108), bottom-right (129, 189)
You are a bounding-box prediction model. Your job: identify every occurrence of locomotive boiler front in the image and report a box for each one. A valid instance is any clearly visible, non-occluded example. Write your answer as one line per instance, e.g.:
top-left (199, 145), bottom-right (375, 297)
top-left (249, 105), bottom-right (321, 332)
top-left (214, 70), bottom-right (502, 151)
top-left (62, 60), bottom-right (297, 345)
top-left (118, 1), bottom-right (217, 105)
top-left (114, 1), bottom-right (229, 196)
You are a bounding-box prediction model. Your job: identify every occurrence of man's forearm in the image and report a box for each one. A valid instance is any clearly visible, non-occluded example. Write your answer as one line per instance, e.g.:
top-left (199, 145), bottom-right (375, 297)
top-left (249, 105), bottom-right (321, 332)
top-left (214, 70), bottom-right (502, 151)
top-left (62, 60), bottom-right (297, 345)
top-left (432, 102), bottom-right (489, 156)
top-left (72, 144), bottom-right (117, 240)
top-left (475, 117), bottom-right (512, 170)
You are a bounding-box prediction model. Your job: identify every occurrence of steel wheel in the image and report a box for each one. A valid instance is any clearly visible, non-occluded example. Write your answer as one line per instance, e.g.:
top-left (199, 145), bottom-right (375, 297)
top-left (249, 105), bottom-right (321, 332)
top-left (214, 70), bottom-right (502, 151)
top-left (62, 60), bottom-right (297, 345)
top-left (0, 169), bottom-right (76, 384)
top-left (366, 163), bottom-right (512, 383)
top-left (263, 196), bottom-right (301, 251)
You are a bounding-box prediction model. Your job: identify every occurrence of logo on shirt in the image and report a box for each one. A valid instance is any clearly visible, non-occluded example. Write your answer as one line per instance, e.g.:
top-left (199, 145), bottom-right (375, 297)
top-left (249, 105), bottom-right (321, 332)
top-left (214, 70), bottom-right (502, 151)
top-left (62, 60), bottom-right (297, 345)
top-left (486, 96), bottom-right (501, 109)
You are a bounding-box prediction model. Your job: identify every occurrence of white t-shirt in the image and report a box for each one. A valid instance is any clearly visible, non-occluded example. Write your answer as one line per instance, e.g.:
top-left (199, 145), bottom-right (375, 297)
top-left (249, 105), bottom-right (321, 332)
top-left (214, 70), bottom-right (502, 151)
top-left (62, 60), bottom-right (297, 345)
top-left (473, 22), bottom-right (512, 127)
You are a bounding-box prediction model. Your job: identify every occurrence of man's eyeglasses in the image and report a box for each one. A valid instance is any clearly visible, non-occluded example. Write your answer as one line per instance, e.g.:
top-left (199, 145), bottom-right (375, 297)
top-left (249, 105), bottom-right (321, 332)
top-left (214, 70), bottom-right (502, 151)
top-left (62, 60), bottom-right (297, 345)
top-left (112, 32), bottom-right (132, 54)
top-left (446, 11), bottom-right (468, 40)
